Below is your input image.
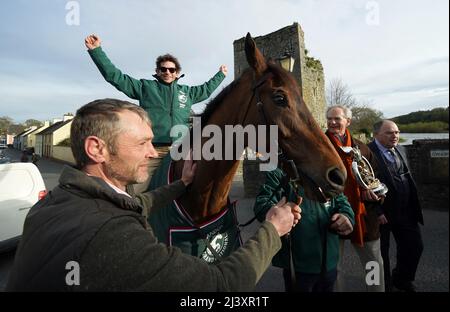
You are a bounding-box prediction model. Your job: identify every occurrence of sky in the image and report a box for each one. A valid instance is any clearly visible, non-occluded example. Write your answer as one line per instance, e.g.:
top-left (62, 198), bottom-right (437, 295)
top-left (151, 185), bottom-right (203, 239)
top-left (0, 0), bottom-right (448, 123)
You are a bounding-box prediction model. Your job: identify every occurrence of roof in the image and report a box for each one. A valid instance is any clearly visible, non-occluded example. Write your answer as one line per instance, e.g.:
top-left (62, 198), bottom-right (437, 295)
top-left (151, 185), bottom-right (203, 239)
top-left (14, 130), bottom-right (28, 137)
top-left (37, 119), bottom-right (72, 136)
top-left (24, 127), bottom-right (41, 136)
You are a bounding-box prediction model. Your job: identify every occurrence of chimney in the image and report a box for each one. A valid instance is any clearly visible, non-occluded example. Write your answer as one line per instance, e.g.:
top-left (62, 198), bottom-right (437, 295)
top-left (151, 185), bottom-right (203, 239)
top-left (63, 114), bottom-right (74, 122)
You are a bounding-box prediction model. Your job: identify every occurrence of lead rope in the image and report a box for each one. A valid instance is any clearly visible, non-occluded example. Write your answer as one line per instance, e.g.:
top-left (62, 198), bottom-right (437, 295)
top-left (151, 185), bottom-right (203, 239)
top-left (282, 176), bottom-right (299, 292)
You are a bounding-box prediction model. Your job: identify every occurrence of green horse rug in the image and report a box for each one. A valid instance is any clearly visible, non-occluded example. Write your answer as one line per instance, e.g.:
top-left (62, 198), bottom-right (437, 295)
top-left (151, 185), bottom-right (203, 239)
top-left (147, 155), bottom-right (242, 263)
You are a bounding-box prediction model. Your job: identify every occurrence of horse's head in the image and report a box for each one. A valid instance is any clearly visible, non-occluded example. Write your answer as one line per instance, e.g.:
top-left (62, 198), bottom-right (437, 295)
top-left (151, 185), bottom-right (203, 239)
top-left (243, 33), bottom-right (346, 201)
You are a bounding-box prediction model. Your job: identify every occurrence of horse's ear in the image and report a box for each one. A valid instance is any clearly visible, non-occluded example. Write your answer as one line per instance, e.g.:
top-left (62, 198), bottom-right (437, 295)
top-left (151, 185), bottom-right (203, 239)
top-left (245, 33), bottom-right (267, 75)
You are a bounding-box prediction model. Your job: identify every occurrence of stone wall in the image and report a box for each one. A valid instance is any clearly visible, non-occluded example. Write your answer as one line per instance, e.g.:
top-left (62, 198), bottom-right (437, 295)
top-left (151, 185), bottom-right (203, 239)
top-left (233, 22), bottom-right (327, 129)
top-left (302, 64), bottom-right (326, 128)
top-left (405, 139), bottom-right (449, 210)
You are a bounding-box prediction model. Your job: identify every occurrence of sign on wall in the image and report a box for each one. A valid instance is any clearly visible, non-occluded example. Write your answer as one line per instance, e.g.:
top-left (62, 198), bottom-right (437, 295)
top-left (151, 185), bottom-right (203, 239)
top-left (430, 150), bottom-right (449, 158)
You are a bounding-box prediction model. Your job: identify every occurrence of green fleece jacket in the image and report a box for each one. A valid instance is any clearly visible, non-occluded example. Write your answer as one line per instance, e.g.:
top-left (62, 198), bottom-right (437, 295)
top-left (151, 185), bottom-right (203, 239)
top-left (254, 169), bottom-right (355, 274)
top-left (7, 166), bottom-right (281, 291)
top-left (88, 47), bottom-right (226, 144)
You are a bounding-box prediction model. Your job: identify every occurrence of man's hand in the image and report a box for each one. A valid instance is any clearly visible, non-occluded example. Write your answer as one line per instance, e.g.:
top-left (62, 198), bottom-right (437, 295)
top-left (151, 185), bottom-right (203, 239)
top-left (360, 189), bottom-right (379, 202)
top-left (181, 150), bottom-right (197, 186)
top-left (85, 34), bottom-right (101, 50)
top-left (219, 65), bottom-right (228, 76)
top-left (265, 197), bottom-right (302, 236)
top-left (378, 214), bottom-right (388, 225)
top-left (330, 213), bottom-right (353, 236)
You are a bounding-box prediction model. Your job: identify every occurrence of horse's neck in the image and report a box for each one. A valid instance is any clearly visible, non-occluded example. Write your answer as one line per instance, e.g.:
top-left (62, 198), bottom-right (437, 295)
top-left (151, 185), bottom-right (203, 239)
top-left (176, 159), bottom-right (240, 222)
top-left (175, 78), bottom-right (252, 223)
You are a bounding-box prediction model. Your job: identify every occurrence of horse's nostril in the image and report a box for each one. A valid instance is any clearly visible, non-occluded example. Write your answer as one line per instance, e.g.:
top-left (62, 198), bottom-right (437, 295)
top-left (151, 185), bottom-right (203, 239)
top-left (327, 167), bottom-right (346, 188)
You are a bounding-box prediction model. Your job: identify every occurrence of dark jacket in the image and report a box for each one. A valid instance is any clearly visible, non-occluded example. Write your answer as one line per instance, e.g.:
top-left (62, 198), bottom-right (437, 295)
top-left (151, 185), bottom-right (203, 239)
top-left (88, 47), bottom-right (226, 144)
top-left (6, 166), bottom-right (281, 291)
top-left (253, 169), bottom-right (355, 274)
top-left (368, 141), bottom-right (424, 225)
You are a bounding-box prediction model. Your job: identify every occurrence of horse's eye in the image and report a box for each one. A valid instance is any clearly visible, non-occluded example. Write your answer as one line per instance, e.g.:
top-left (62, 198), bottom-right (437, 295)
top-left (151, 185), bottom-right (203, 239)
top-left (273, 94), bottom-right (287, 107)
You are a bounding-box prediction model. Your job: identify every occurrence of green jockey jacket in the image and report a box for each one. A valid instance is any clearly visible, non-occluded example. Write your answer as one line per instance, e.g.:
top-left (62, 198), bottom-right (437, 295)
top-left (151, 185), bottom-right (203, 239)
top-left (88, 47), bottom-right (226, 144)
top-left (254, 168), bottom-right (355, 274)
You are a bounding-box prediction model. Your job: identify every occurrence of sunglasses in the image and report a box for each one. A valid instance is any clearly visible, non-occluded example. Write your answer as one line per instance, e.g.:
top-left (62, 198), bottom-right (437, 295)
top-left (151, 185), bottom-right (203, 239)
top-left (159, 66), bottom-right (177, 73)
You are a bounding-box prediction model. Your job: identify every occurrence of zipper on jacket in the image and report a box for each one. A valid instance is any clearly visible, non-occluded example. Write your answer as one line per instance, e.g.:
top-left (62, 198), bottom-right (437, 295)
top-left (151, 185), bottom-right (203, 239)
top-left (169, 82), bottom-right (175, 134)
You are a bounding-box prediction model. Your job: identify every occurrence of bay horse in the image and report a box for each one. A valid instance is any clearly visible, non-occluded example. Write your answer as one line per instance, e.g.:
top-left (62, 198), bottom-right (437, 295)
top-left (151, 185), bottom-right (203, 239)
top-left (148, 33), bottom-right (346, 261)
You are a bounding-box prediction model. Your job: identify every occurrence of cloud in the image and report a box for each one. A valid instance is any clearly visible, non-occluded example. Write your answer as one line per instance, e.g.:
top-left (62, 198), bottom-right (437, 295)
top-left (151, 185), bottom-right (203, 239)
top-left (348, 56), bottom-right (448, 118)
top-left (357, 84), bottom-right (449, 118)
top-left (0, 0), bottom-right (448, 122)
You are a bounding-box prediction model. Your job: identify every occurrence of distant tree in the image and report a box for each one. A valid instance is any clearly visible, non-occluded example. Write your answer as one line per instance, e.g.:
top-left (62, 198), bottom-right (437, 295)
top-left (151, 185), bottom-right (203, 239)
top-left (397, 121), bottom-right (449, 133)
top-left (326, 78), bottom-right (384, 135)
top-left (24, 119), bottom-right (43, 128)
top-left (8, 124), bottom-right (26, 135)
top-left (392, 107), bottom-right (449, 124)
top-left (0, 116), bottom-right (13, 135)
top-left (326, 78), bottom-right (357, 108)
top-left (350, 104), bottom-right (384, 134)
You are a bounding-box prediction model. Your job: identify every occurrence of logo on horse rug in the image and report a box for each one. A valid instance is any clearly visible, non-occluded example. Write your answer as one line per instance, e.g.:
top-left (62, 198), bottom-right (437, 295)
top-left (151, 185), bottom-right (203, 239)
top-left (148, 155), bottom-right (242, 263)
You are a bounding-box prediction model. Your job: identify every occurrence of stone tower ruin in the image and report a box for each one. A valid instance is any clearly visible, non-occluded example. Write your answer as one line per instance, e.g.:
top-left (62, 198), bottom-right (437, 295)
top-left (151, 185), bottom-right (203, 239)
top-left (233, 22), bottom-right (327, 128)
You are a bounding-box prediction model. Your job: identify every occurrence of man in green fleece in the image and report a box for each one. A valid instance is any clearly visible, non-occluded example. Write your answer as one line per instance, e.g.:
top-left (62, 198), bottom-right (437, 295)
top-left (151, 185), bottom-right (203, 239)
top-left (84, 34), bottom-right (228, 193)
top-left (254, 168), bottom-right (355, 292)
top-left (6, 99), bottom-right (301, 291)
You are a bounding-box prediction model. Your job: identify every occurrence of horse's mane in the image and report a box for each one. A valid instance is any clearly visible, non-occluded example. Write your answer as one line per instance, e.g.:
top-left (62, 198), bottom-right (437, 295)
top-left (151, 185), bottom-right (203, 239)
top-left (199, 62), bottom-right (289, 126)
top-left (177, 73), bottom-right (242, 154)
top-left (199, 75), bottom-right (243, 126)
top-left (182, 63), bottom-right (293, 150)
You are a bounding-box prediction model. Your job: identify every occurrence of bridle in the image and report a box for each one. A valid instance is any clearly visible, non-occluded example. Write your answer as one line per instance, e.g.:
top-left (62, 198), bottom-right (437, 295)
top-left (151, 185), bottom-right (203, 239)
top-left (243, 72), bottom-right (329, 202)
top-left (242, 72), bottom-right (302, 185)
top-left (241, 71), bottom-right (303, 289)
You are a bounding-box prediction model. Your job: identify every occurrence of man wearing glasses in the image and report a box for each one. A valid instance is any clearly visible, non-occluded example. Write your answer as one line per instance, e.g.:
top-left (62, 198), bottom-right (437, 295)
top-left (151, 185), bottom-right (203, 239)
top-left (85, 34), bottom-right (227, 194)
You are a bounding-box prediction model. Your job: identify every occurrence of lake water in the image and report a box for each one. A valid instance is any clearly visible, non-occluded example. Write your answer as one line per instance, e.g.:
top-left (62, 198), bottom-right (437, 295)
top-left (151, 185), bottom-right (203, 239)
top-left (400, 133), bottom-right (449, 145)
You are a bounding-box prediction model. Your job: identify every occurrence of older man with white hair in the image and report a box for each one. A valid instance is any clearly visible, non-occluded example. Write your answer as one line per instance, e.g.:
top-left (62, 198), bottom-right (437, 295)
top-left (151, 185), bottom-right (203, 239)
top-left (325, 105), bottom-right (385, 292)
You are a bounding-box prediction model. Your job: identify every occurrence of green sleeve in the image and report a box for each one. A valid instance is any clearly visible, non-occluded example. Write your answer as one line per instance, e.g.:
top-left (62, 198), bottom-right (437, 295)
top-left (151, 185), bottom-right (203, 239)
top-left (253, 169), bottom-right (288, 222)
top-left (188, 71), bottom-right (226, 103)
top-left (88, 47), bottom-right (143, 100)
top-left (133, 180), bottom-right (186, 218)
top-left (78, 217), bottom-right (281, 291)
top-left (331, 193), bottom-right (355, 225)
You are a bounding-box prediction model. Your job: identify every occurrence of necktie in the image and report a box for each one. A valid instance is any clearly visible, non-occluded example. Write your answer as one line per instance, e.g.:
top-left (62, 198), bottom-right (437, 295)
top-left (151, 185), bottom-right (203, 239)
top-left (388, 149), bottom-right (401, 169)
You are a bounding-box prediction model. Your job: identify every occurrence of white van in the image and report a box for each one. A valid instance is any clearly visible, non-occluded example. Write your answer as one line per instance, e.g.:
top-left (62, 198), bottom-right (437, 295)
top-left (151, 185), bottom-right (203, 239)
top-left (0, 163), bottom-right (47, 252)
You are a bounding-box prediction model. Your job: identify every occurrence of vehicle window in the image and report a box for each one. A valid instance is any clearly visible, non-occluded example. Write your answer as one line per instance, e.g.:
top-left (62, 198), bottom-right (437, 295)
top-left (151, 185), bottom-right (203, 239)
top-left (0, 168), bottom-right (35, 199)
